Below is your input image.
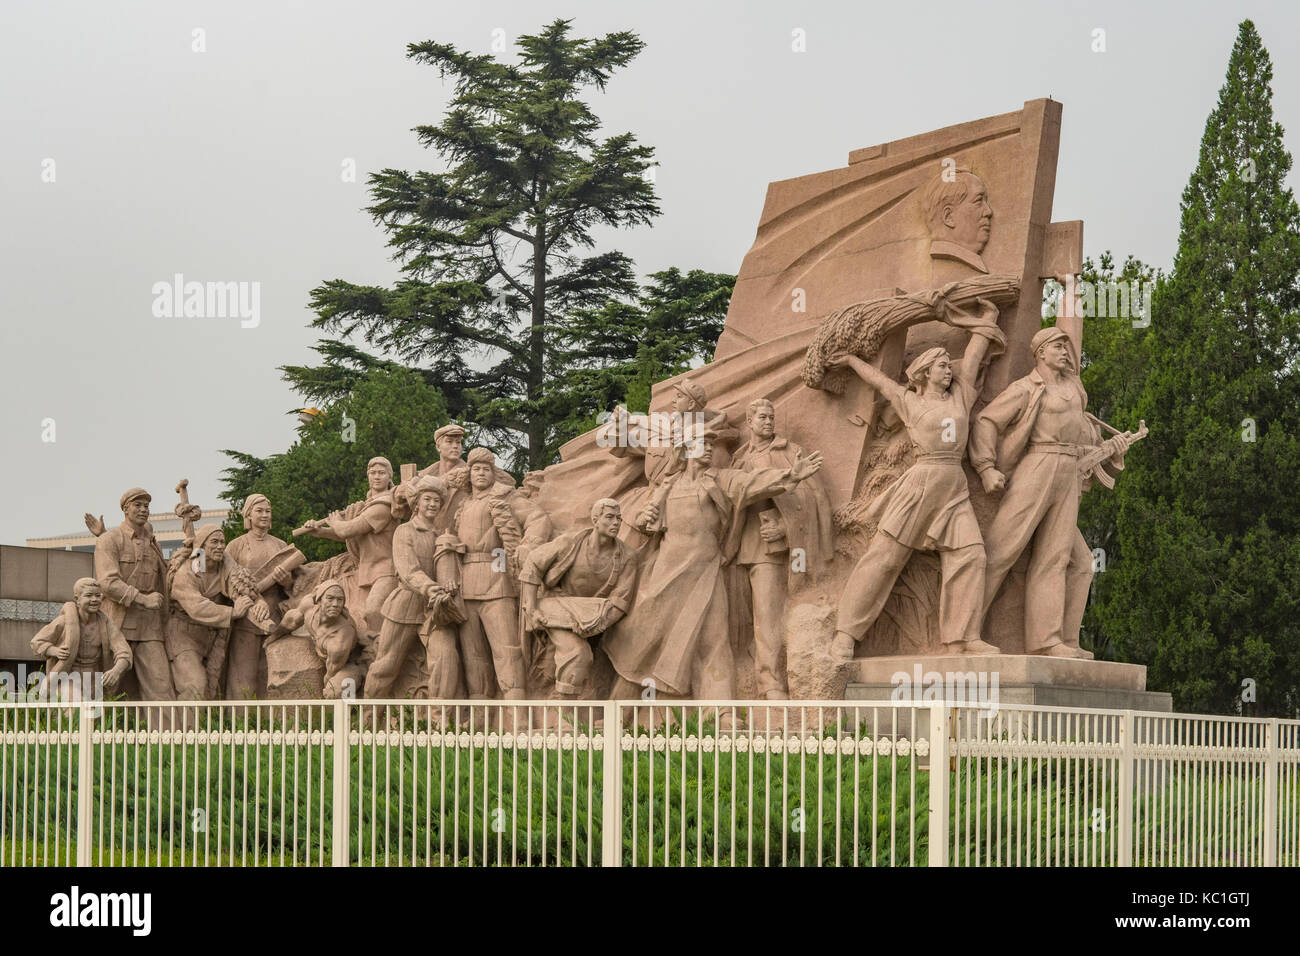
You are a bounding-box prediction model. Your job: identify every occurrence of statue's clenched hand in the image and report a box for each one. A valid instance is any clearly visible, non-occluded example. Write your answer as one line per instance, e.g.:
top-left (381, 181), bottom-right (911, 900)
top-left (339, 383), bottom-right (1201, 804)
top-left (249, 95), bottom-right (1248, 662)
top-left (980, 468), bottom-right (1007, 493)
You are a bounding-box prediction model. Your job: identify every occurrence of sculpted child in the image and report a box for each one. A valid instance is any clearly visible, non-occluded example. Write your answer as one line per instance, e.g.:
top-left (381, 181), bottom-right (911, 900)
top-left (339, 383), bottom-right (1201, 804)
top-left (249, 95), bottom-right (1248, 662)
top-left (31, 578), bottom-right (132, 702)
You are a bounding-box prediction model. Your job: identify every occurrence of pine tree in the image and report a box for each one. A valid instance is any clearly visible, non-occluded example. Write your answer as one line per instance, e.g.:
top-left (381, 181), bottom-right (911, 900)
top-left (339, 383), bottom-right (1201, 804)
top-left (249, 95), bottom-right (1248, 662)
top-left (1099, 20), bottom-right (1300, 715)
top-left (282, 20), bottom-right (663, 472)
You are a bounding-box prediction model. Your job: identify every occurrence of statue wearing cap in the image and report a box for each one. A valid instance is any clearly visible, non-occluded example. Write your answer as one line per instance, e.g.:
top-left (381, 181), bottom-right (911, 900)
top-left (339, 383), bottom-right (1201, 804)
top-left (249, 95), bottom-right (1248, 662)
top-left (412, 423), bottom-right (516, 531)
top-left (970, 321), bottom-right (1141, 658)
top-left (825, 298), bottom-right (1006, 659)
top-left (165, 523), bottom-right (272, 700)
top-left (295, 456), bottom-right (401, 646)
top-left (278, 580), bottom-right (359, 698)
top-left (93, 487), bottom-right (177, 706)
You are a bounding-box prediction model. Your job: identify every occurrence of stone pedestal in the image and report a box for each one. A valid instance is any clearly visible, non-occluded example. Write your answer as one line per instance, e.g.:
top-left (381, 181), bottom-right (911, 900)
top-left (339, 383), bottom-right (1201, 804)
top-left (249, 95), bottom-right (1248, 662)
top-left (843, 653), bottom-right (1171, 712)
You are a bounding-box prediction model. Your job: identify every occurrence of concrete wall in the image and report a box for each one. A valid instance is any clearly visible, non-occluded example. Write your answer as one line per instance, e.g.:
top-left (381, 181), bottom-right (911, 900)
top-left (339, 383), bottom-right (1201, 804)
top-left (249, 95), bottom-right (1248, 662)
top-left (0, 546), bottom-right (93, 662)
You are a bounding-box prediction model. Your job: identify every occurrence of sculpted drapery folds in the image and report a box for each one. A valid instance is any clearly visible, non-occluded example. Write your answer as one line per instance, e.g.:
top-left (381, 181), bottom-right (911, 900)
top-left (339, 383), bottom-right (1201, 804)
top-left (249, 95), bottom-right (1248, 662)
top-left (224, 494), bottom-right (306, 699)
top-left (601, 424), bottom-right (823, 699)
top-left (365, 475), bottom-right (473, 701)
top-left (728, 399), bottom-right (834, 698)
top-left (827, 297), bottom-right (1006, 660)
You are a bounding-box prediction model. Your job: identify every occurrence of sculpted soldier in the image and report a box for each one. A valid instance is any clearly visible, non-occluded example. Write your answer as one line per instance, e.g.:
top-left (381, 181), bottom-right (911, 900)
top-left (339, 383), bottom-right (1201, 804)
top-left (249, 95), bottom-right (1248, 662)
top-left (31, 578), bottom-right (132, 702)
top-left (728, 399), bottom-right (835, 697)
top-left (280, 580), bottom-right (359, 698)
top-left (166, 524), bottom-right (271, 700)
top-left (519, 498), bottom-right (637, 700)
top-left (365, 476), bottom-right (475, 699)
top-left (94, 488), bottom-right (177, 705)
top-left (603, 424), bottom-right (823, 699)
top-left (296, 456), bottom-right (401, 643)
top-left (225, 494), bottom-right (305, 699)
top-left (450, 448), bottom-right (528, 699)
top-left (970, 325), bottom-right (1139, 658)
top-left (827, 299), bottom-right (1005, 659)
top-left (415, 423), bottom-right (514, 530)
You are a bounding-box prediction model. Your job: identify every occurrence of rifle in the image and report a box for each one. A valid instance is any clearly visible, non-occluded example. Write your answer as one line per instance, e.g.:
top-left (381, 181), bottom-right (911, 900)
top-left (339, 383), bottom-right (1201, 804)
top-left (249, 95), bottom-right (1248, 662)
top-left (1079, 419), bottom-right (1148, 489)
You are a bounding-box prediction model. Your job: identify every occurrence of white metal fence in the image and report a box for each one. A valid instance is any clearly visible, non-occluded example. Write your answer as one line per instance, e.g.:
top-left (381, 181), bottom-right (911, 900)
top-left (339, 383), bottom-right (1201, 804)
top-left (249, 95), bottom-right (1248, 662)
top-left (1, 699), bottom-right (1296, 867)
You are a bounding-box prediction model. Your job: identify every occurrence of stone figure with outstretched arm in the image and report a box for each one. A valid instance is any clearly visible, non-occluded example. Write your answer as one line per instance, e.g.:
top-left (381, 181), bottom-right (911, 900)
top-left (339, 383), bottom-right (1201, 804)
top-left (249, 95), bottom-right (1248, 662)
top-left (827, 297), bottom-right (1006, 659)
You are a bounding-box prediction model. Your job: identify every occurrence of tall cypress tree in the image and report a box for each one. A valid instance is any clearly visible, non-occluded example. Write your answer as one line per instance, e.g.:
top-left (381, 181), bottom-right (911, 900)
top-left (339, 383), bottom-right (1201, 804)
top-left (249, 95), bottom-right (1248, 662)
top-left (283, 20), bottom-right (663, 472)
top-left (1099, 20), bottom-right (1300, 715)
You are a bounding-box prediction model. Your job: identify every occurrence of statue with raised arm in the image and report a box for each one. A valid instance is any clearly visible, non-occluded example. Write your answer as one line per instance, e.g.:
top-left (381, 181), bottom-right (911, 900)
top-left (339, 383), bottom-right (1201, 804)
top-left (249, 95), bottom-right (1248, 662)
top-left (167, 523), bottom-right (272, 699)
top-left (827, 297), bottom-right (1006, 660)
top-left (295, 456), bottom-right (401, 646)
top-left (602, 423), bottom-right (823, 699)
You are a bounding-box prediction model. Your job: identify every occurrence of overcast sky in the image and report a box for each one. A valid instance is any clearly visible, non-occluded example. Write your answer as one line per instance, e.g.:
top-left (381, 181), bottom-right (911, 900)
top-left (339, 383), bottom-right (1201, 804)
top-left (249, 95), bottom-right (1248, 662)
top-left (2, 0), bottom-right (1296, 544)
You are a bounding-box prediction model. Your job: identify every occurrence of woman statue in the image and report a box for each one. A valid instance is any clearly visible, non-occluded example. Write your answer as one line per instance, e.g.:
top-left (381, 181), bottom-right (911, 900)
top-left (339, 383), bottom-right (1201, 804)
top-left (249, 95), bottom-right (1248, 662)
top-left (827, 297), bottom-right (1005, 659)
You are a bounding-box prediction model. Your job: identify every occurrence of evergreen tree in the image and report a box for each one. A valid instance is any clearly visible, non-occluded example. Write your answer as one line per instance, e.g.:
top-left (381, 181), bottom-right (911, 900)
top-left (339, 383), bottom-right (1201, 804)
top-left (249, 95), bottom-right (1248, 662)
top-left (282, 19), bottom-right (664, 472)
top-left (1099, 20), bottom-right (1300, 715)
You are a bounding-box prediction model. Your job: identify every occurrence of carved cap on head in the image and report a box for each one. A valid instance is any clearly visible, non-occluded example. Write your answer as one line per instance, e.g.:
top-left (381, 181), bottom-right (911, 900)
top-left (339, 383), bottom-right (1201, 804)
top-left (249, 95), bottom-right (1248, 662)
top-left (434, 424), bottom-right (466, 443)
top-left (1030, 325), bottom-right (1071, 356)
top-left (73, 577), bottom-right (101, 599)
top-left (312, 579), bottom-right (346, 605)
top-left (466, 447), bottom-right (495, 468)
top-left (408, 474), bottom-right (449, 504)
top-left (670, 379), bottom-right (707, 409)
top-left (119, 488), bottom-right (151, 511)
top-left (367, 456), bottom-right (393, 474)
top-left (192, 524), bottom-right (224, 550)
top-left (242, 493), bottom-right (270, 522)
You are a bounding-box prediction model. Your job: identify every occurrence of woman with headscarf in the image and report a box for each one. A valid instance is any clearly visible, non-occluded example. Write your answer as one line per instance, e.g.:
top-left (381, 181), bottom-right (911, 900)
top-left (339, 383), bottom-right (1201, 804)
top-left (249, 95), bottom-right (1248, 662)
top-left (826, 297), bottom-right (1005, 658)
top-left (224, 493), bottom-right (305, 699)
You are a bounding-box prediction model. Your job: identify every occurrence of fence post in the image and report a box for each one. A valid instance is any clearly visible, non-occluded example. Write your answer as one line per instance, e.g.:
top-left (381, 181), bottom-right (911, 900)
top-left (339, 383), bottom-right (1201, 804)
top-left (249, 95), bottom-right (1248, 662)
top-left (1263, 719), bottom-right (1279, 867)
top-left (601, 701), bottom-right (622, 867)
top-left (1117, 711), bottom-right (1134, 867)
top-left (76, 703), bottom-right (93, 867)
top-left (332, 698), bottom-right (350, 867)
top-left (928, 704), bottom-right (950, 867)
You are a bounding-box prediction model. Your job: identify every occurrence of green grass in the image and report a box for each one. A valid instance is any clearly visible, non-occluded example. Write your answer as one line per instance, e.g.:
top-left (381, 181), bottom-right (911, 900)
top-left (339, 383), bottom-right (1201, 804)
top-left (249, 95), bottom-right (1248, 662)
top-left (1, 709), bottom-right (1294, 866)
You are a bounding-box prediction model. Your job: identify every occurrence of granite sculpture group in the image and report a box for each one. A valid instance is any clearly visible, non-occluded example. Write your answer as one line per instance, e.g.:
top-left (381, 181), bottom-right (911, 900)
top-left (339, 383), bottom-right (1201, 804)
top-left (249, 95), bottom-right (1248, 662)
top-left (31, 100), bottom-right (1149, 704)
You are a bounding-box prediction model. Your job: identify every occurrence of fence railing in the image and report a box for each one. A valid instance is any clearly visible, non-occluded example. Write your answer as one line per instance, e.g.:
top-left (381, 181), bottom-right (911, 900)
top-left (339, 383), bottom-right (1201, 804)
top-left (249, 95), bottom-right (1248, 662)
top-left (1, 699), bottom-right (1296, 867)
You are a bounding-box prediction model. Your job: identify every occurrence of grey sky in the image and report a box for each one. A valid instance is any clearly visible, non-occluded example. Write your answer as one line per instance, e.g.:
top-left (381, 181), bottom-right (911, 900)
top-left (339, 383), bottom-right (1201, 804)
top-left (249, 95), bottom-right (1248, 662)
top-left (2, 0), bottom-right (1296, 544)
